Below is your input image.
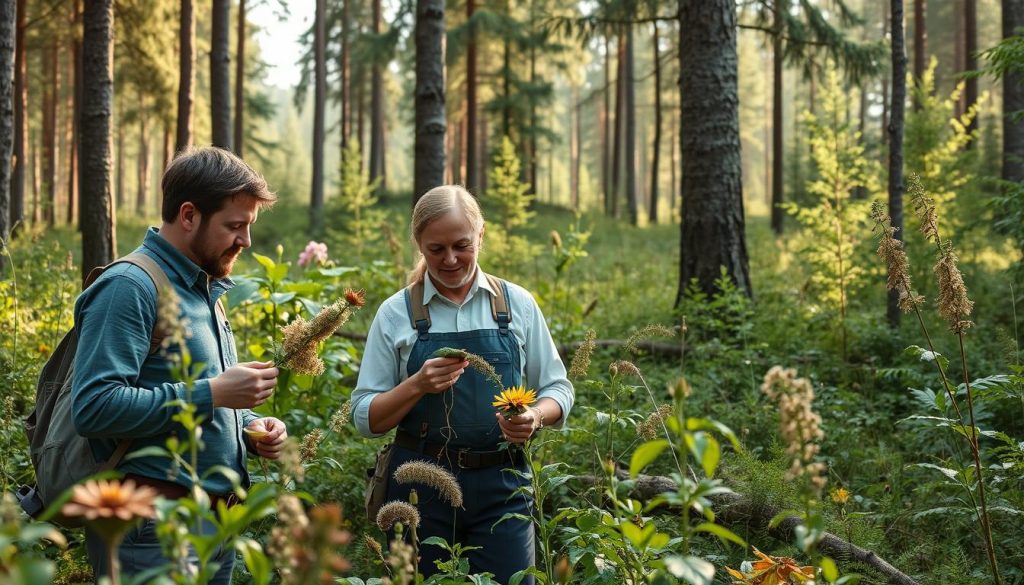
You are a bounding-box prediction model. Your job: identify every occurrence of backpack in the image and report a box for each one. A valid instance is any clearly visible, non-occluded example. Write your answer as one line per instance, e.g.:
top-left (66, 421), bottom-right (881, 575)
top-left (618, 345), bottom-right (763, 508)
top-left (17, 253), bottom-right (170, 527)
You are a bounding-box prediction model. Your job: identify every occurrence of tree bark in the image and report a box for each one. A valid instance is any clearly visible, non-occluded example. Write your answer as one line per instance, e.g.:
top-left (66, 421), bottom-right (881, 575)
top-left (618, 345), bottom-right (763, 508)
top-left (310, 0), bottom-right (325, 235)
top-left (234, 0), bottom-right (245, 157)
top-left (649, 22), bottom-right (661, 225)
top-left (465, 0), bottom-right (477, 194)
top-left (115, 95), bottom-right (123, 210)
top-left (176, 0), bottom-right (194, 153)
top-left (42, 40), bottom-right (56, 226)
top-left (602, 35), bottom-right (611, 214)
top-left (8, 0), bottom-right (23, 238)
top-left (136, 95), bottom-right (149, 217)
top-left (611, 29), bottom-right (624, 218)
top-left (888, 0), bottom-right (907, 328)
top-left (1002, 0), bottom-right (1024, 182)
top-left (677, 0), bottom-right (751, 301)
top-left (571, 85), bottom-right (580, 211)
top-left (79, 0), bottom-right (116, 278)
top-left (964, 0), bottom-right (977, 141)
top-left (881, 9), bottom-right (890, 150)
top-left (912, 0), bottom-right (926, 109)
top-left (210, 0), bottom-right (231, 150)
top-left (624, 24), bottom-right (638, 226)
top-left (0, 0), bottom-right (14, 263)
top-left (770, 1), bottom-right (785, 235)
top-left (68, 0), bottom-right (81, 227)
top-left (369, 0), bottom-right (386, 194)
top-left (413, 0), bottom-right (445, 204)
top-left (340, 0), bottom-right (350, 154)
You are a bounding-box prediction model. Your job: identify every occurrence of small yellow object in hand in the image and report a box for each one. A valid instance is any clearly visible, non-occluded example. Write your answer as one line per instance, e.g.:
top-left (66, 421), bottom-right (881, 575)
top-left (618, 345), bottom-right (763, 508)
top-left (244, 428), bottom-right (270, 440)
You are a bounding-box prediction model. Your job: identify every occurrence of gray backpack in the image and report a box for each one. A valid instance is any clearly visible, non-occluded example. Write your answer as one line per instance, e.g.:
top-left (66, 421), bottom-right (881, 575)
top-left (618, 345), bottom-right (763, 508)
top-left (17, 253), bottom-right (170, 527)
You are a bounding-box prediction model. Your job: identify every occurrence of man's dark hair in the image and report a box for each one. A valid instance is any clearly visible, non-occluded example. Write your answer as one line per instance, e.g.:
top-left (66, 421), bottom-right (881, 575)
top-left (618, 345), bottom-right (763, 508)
top-left (161, 146), bottom-right (277, 222)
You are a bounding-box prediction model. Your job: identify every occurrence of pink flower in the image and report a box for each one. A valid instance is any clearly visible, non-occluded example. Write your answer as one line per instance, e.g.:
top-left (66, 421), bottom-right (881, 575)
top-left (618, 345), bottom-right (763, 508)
top-left (298, 241), bottom-right (329, 267)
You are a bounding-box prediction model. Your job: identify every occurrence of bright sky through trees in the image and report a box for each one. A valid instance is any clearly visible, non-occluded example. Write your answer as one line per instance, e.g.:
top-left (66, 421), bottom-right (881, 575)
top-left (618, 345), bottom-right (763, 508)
top-left (249, 1), bottom-right (308, 88)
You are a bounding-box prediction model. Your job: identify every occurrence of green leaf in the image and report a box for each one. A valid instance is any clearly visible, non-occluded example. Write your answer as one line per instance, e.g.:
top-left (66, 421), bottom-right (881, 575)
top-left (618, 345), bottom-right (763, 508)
top-left (252, 253), bottom-right (276, 272)
top-left (768, 509), bottom-right (804, 529)
top-left (820, 556), bottom-right (839, 583)
top-left (693, 522), bottom-right (746, 547)
top-left (620, 521), bottom-right (644, 548)
top-left (630, 440), bottom-right (669, 478)
top-left (420, 536), bottom-right (451, 549)
top-left (663, 555), bottom-right (715, 585)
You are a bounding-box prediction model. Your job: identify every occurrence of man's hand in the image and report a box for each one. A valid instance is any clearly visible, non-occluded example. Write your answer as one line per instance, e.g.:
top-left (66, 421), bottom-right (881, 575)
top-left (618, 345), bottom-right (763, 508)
top-left (210, 361), bottom-right (279, 409)
top-left (412, 357), bottom-right (469, 395)
top-left (244, 417), bottom-right (288, 459)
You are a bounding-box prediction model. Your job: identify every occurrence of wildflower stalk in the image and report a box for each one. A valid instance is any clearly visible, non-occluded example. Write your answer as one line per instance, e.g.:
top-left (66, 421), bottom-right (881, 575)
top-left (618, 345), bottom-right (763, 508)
top-left (522, 439), bottom-right (556, 585)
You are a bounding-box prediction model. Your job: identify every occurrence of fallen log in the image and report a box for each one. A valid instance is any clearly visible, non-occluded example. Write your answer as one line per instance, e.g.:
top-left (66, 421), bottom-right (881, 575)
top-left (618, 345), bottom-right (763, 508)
top-left (578, 471), bottom-right (919, 585)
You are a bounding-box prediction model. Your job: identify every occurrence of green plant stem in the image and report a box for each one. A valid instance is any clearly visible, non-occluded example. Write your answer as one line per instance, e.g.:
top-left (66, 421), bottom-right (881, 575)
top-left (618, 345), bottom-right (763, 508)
top-left (636, 372), bottom-right (684, 477)
top-left (524, 441), bottom-right (555, 585)
top-left (958, 333), bottom-right (1002, 585)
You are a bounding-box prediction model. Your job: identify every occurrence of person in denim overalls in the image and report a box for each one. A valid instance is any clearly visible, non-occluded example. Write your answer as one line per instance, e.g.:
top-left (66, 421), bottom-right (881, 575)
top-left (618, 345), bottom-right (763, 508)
top-left (352, 185), bottom-right (574, 584)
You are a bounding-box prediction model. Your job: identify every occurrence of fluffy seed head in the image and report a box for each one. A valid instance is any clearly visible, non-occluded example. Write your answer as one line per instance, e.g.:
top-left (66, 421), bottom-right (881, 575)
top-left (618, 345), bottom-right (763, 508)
top-left (393, 461), bottom-right (464, 508)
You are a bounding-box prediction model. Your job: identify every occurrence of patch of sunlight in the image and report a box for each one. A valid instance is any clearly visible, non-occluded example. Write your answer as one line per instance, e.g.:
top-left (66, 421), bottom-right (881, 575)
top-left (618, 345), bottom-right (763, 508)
top-left (970, 239), bottom-right (1021, 271)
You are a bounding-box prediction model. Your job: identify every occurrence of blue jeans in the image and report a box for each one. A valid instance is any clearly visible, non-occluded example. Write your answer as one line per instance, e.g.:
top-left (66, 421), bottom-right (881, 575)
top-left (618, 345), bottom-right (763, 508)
top-left (85, 516), bottom-right (235, 584)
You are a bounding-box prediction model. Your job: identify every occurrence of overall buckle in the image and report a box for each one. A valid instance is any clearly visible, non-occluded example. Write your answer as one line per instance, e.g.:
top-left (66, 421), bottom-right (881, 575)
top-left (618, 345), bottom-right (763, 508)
top-left (456, 448), bottom-right (470, 469)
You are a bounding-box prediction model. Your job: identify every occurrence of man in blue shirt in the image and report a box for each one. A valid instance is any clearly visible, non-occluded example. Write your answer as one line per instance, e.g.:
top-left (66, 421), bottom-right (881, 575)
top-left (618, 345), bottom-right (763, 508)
top-left (72, 146), bottom-right (287, 583)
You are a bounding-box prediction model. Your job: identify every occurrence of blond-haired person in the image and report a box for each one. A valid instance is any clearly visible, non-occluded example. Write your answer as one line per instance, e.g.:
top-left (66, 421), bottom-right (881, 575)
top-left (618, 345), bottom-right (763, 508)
top-left (352, 185), bottom-right (573, 584)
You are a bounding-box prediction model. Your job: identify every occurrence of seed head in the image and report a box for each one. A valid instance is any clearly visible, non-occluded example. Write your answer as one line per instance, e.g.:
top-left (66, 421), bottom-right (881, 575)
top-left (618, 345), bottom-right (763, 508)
top-left (393, 461), bottom-right (464, 508)
top-left (376, 501), bottom-right (421, 531)
top-left (624, 324), bottom-right (675, 354)
top-left (568, 329), bottom-right (596, 381)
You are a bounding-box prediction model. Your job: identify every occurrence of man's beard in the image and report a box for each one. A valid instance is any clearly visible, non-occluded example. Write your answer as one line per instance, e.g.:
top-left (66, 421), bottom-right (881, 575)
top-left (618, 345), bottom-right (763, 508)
top-left (200, 245), bottom-right (242, 278)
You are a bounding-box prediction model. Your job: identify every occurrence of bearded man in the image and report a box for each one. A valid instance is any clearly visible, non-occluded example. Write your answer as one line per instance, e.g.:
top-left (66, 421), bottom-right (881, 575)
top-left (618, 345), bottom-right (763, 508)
top-left (71, 146), bottom-right (286, 583)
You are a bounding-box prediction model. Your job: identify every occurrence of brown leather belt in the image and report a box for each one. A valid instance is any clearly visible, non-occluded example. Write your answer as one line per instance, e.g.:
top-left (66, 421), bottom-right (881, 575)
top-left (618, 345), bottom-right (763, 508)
top-left (124, 473), bottom-right (241, 508)
top-left (394, 430), bottom-right (524, 470)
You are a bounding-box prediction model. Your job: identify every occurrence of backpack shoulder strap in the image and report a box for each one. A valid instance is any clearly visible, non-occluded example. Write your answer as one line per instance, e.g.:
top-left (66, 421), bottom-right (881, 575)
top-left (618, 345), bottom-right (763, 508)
top-left (404, 280), bottom-right (431, 340)
top-left (483, 273), bottom-right (512, 334)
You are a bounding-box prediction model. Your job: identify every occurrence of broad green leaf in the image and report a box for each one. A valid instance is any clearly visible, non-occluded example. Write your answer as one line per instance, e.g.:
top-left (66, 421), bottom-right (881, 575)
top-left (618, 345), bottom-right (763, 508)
top-left (630, 439), bottom-right (669, 478)
top-left (693, 522), bottom-right (746, 547)
top-left (820, 556), bottom-right (839, 582)
top-left (252, 253), bottom-right (276, 272)
top-left (663, 555), bottom-right (715, 585)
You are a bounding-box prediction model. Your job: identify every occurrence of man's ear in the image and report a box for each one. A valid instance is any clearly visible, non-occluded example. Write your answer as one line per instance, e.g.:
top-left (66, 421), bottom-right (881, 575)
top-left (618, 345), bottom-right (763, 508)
top-left (179, 202), bottom-right (200, 232)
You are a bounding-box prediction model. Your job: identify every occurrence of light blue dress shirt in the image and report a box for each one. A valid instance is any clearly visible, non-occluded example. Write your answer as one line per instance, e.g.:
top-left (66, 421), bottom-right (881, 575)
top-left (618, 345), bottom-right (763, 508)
top-left (352, 268), bottom-right (574, 438)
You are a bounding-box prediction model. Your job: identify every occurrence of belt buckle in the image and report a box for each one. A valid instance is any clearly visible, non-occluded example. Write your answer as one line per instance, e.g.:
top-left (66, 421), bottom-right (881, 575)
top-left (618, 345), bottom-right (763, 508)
top-left (456, 448), bottom-right (470, 469)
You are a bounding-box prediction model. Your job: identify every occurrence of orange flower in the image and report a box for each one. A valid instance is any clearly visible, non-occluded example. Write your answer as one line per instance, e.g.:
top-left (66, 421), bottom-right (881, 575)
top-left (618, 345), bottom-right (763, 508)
top-left (830, 487), bottom-right (851, 505)
top-left (492, 386), bottom-right (537, 416)
top-left (62, 479), bottom-right (157, 523)
top-left (726, 547), bottom-right (817, 584)
top-left (345, 288), bottom-right (366, 307)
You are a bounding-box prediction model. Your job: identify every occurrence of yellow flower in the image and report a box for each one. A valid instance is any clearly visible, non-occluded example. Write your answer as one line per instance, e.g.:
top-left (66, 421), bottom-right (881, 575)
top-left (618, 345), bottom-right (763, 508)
top-left (831, 487), bottom-right (851, 505)
top-left (726, 547), bottom-right (816, 584)
top-left (492, 386), bottom-right (538, 416)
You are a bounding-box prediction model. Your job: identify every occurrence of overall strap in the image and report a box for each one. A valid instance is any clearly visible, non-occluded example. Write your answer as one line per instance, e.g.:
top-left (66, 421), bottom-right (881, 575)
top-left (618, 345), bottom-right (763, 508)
top-left (405, 281), bottom-right (431, 340)
top-left (483, 273), bottom-right (512, 334)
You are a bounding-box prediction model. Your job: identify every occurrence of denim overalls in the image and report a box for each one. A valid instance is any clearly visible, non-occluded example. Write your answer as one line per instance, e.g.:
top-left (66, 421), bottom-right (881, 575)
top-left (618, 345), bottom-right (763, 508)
top-left (384, 278), bottom-right (535, 585)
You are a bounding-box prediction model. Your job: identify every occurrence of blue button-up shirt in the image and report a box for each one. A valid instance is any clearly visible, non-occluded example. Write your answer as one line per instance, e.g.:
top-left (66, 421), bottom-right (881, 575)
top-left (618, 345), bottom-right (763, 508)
top-left (71, 228), bottom-right (258, 493)
top-left (352, 268), bottom-right (574, 438)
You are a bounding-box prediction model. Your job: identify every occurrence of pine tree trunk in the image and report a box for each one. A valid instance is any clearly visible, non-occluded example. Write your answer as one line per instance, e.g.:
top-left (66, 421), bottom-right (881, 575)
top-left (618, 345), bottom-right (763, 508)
top-left (210, 0), bottom-right (231, 150)
top-left (528, 12), bottom-right (537, 195)
top-left (80, 0), bottom-right (116, 278)
top-left (624, 24), bottom-right (637, 226)
top-left (964, 0), bottom-right (977, 141)
top-left (888, 0), bottom-right (907, 328)
top-left (136, 97), bottom-right (149, 217)
top-left (1002, 0), bottom-right (1024, 182)
top-left (479, 112), bottom-right (488, 193)
top-left (677, 0), bottom-right (751, 301)
top-left (369, 0), bottom-right (386, 194)
top-left (234, 0), bottom-right (245, 157)
top-left (670, 122), bottom-right (677, 216)
top-left (649, 22), bottom-right (661, 225)
top-left (465, 0), bottom-right (477, 194)
top-left (176, 0), bottom-right (194, 153)
top-left (357, 68), bottom-right (365, 170)
top-left (0, 0), bottom-right (13, 260)
top-left (770, 0), bottom-right (785, 235)
top-left (602, 35), bottom-right (611, 214)
top-left (954, 0), bottom-right (964, 117)
top-left (413, 0), bottom-right (445, 203)
top-left (115, 95), bottom-right (123, 209)
top-left (30, 128), bottom-right (37, 223)
top-left (912, 0), bottom-right (926, 109)
top-left (340, 0), bottom-right (350, 153)
top-left (8, 0), bottom-right (23, 237)
top-left (611, 29), bottom-right (624, 218)
top-left (68, 0), bottom-right (81, 227)
top-left (881, 9), bottom-right (890, 150)
top-left (42, 42), bottom-right (55, 226)
top-left (310, 0), bottom-right (325, 234)
top-left (570, 85), bottom-right (579, 210)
